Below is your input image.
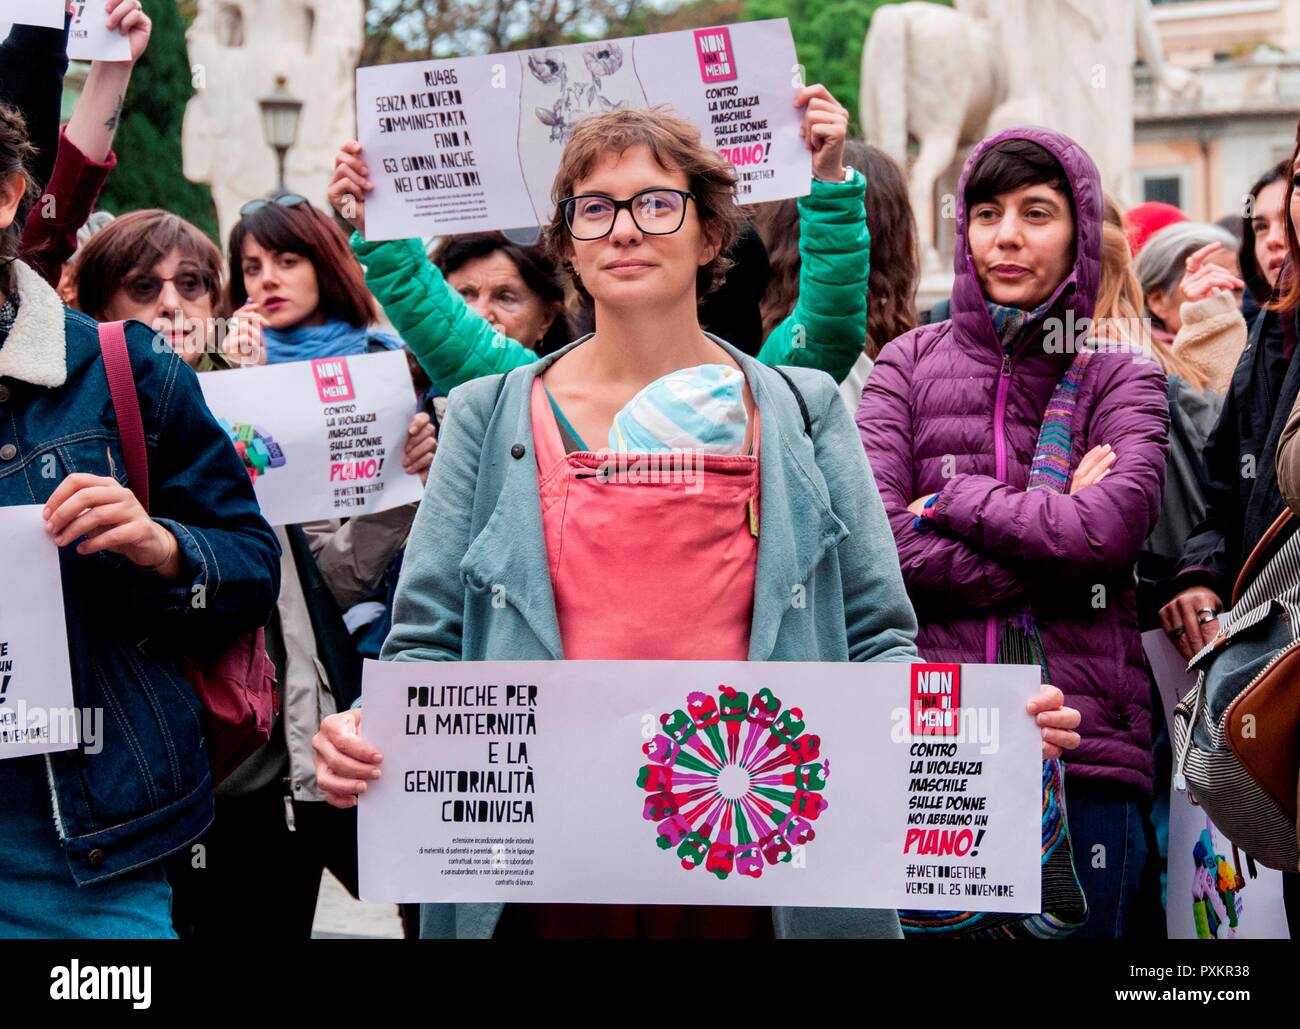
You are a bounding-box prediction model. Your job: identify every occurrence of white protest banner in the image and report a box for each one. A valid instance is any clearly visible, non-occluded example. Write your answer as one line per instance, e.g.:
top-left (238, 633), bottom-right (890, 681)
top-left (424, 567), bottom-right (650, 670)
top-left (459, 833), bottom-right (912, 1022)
top-left (0, 2), bottom-right (63, 30)
top-left (358, 660), bottom-right (1042, 911)
top-left (1142, 630), bottom-right (1290, 939)
top-left (0, 506), bottom-right (77, 759)
top-left (67, 1), bottom-right (132, 62)
top-left (196, 350), bottom-right (423, 526)
top-left (356, 19), bottom-right (811, 241)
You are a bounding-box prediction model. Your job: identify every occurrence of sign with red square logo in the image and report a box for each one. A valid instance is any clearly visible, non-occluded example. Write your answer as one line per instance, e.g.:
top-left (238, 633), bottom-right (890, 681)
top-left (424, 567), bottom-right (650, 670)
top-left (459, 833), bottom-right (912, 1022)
top-left (910, 663), bottom-right (961, 736)
top-left (312, 357), bottom-right (355, 403)
top-left (694, 27), bottom-right (738, 83)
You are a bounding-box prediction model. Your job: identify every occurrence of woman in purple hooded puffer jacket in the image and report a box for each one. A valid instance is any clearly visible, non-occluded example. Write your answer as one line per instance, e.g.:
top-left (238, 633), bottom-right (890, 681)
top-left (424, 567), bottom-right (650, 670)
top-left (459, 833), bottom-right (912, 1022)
top-left (859, 127), bottom-right (1169, 939)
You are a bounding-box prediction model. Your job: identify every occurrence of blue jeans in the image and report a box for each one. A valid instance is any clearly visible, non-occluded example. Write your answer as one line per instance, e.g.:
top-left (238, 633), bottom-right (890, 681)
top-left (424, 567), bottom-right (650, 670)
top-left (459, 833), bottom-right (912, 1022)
top-left (1064, 777), bottom-right (1152, 940)
top-left (0, 757), bottom-right (175, 939)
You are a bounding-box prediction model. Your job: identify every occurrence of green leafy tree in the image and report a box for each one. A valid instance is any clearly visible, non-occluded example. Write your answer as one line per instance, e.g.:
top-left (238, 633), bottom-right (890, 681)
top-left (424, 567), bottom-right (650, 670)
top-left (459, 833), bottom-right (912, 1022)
top-left (96, 0), bottom-right (217, 239)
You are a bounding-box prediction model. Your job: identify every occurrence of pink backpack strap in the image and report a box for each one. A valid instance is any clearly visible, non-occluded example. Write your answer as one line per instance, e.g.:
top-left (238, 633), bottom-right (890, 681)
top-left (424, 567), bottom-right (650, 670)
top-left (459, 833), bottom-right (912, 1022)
top-left (97, 320), bottom-right (151, 513)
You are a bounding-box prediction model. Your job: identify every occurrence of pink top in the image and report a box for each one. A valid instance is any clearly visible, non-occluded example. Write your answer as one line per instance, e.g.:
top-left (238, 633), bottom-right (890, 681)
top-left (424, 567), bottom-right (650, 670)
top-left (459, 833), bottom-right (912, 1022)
top-left (530, 377), bottom-right (760, 660)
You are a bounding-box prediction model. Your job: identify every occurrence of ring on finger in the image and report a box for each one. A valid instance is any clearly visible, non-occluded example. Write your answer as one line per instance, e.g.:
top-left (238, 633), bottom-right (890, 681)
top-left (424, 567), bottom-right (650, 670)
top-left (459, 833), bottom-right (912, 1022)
top-left (1169, 625), bottom-right (1187, 639)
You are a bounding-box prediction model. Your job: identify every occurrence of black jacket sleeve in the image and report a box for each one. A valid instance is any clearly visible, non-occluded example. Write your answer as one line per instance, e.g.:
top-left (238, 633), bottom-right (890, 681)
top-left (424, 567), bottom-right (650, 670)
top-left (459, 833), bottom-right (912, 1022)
top-left (0, 16), bottom-right (70, 192)
top-left (1172, 378), bottom-right (1236, 602)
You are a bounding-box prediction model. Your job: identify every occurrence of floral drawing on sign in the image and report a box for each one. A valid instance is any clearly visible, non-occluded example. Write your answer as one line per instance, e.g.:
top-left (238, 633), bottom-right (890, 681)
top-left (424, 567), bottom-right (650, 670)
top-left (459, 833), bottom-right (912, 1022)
top-left (638, 685), bottom-right (829, 880)
top-left (530, 43), bottom-right (630, 144)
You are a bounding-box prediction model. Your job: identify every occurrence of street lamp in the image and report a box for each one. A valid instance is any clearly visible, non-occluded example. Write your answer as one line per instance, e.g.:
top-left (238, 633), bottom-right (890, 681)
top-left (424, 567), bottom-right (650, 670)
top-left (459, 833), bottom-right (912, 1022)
top-left (258, 75), bottom-right (304, 197)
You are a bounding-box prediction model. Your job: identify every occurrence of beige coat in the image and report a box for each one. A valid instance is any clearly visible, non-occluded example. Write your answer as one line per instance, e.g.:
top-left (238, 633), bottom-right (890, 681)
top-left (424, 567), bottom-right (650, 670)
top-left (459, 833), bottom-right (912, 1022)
top-left (1172, 292), bottom-right (1248, 395)
top-left (1277, 391), bottom-right (1300, 517)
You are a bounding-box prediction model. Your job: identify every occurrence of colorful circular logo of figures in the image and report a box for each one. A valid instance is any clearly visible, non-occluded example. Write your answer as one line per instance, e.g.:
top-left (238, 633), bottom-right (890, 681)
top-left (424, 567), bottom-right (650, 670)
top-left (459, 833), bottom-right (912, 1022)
top-left (218, 419), bottom-right (287, 483)
top-left (637, 686), bottom-right (829, 880)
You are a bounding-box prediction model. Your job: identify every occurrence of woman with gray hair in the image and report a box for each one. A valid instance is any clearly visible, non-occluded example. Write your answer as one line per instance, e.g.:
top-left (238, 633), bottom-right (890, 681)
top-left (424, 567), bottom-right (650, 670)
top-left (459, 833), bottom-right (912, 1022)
top-left (1135, 221), bottom-right (1246, 394)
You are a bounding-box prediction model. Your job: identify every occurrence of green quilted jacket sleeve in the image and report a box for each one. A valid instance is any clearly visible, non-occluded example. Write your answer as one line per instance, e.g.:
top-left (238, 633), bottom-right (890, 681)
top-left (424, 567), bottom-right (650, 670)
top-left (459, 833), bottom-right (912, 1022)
top-left (757, 169), bottom-right (869, 384)
top-left (350, 232), bottom-right (538, 393)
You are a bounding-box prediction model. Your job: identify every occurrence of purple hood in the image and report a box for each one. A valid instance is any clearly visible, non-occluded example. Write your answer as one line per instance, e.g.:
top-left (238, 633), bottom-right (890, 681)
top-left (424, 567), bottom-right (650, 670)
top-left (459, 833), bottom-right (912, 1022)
top-left (858, 127), bottom-right (1169, 793)
top-left (950, 126), bottom-right (1104, 360)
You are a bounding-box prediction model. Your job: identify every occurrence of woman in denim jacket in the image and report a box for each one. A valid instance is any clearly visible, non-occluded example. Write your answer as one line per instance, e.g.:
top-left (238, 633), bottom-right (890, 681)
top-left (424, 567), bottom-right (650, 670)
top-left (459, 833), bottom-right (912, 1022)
top-left (0, 105), bottom-right (280, 938)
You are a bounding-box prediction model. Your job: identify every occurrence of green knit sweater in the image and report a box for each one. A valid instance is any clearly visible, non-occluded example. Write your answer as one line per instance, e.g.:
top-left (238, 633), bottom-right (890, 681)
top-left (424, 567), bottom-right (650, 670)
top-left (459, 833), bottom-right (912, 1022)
top-left (350, 170), bottom-right (869, 392)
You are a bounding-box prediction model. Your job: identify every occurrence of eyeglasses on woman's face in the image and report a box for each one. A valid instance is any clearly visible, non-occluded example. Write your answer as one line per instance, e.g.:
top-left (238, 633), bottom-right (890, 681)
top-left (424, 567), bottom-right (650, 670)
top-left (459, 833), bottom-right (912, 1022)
top-left (559, 188), bottom-right (694, 241)
top-left (122, 269), bottom-right (212, 305)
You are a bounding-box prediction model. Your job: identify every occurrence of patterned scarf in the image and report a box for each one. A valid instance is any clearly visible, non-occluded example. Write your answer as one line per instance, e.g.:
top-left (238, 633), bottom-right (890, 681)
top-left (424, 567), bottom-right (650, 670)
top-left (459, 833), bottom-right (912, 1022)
top-left (988, 298), bottom-right (1096, 682)
top-left (0, 293), bottom-right (18, 353)
top-left (985, 297), bottom-right (1055, 354)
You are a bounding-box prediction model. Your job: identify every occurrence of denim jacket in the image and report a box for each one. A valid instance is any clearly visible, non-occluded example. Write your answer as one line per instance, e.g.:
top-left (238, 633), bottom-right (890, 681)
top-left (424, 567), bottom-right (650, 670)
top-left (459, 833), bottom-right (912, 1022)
top-left (0, 260), bottom-right (281, 885)
top-left (382, 335), bottom-right (919, 938)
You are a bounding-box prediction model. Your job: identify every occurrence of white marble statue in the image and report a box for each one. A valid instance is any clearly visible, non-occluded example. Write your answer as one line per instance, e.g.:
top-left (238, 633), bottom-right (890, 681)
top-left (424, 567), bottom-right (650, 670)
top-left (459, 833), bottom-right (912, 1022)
top-left (972, 0), bottom-right (1196, 199)
top-left (862, 0), bottom-right (1197, 271)
top-left (860, 1), bottom-right (1003, 273)
top-left (183, 0), bottom-right (363, 242)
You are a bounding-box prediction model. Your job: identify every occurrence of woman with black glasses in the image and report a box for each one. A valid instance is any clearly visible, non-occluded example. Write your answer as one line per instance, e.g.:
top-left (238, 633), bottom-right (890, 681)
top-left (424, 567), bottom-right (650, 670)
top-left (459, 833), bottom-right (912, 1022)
top-left (327, 83), bottom-right (872, 394)
top-left (312, 103), bottom-right (1077, 940)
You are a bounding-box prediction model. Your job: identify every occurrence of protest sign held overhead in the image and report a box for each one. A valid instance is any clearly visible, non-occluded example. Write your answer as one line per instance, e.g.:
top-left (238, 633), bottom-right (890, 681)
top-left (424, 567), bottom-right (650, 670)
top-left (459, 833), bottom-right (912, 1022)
top-left (356, 19), bottom-right (810, 240)
top-left (66, 1), bottom-right (133, 62)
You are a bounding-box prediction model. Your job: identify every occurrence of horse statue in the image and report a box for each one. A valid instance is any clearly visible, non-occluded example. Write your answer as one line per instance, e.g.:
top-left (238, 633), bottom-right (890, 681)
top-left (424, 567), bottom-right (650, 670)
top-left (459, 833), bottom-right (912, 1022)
top-left (861, 0), bottom-right (1199, 273)
top-left (860, 2), bottom-right (1004, 272)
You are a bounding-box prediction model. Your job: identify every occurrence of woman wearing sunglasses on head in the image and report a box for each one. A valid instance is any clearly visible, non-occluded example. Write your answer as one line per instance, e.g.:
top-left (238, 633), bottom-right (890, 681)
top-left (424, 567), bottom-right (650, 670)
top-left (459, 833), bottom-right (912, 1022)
top-left (223, 195), bottom-right (405, 367)
top-left (157, 192), bottom-right (441, 941)
top-left (327, 84), bottom-right (871, 394)
top-left (311, 103), bottom-right (1076, 940)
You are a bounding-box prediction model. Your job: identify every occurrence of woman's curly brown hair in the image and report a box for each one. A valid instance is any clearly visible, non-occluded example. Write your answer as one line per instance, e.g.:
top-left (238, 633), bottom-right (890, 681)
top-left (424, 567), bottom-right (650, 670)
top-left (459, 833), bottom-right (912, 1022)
top-left (543, 105), bottom-right (745, 305)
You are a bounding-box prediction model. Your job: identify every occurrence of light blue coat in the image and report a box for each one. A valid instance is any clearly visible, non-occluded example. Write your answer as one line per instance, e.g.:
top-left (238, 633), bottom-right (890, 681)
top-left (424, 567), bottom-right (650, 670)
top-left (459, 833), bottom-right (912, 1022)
top-left (382, 336), bottom-right (919, 939)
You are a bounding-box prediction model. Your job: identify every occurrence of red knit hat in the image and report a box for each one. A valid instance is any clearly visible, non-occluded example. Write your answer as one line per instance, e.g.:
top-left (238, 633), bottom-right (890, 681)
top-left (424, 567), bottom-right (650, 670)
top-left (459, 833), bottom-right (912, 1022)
top-left (1123, 201), bottom-right (1189, 256)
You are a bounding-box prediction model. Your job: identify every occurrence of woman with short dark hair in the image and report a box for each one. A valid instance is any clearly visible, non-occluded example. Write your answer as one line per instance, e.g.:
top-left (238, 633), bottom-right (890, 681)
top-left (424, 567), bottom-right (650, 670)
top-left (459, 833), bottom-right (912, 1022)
top-left (860, 128), bottom-right (1164, 939)
top-left (223, 196), bottom-right (402, 366)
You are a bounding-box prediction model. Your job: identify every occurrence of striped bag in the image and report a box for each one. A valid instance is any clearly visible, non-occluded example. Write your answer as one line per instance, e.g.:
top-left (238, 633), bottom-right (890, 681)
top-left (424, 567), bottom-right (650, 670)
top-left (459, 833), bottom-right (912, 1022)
top-left (1173, 509), bottom-right (1300, 873)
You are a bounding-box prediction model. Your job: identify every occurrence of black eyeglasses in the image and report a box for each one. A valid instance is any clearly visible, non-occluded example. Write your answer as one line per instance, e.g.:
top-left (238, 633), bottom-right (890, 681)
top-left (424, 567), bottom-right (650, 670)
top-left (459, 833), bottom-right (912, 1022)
top-left (123, 270), bottom-right (212, 304)
top-left (559, 188), bottom-right (694, 240)
top-left (239, 194), bottom-right (310, 218)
